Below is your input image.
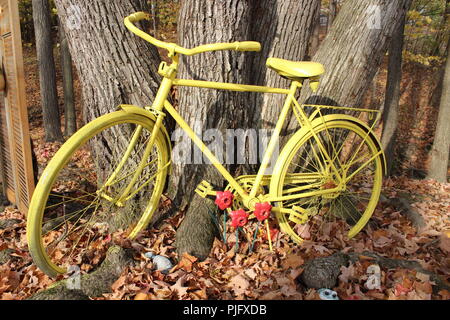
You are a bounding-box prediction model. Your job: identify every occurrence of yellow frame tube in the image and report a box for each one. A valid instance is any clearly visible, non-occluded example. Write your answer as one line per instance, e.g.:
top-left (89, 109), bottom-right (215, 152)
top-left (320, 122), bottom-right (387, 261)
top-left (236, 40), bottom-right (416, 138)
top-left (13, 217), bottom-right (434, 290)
top-left (165, 79), bottom-right (305, 207)
top-left (173, 79), bottom-right (290, 95)
top-left (249, 81), bottom-right (300, 200)
top-left (162, 100), bottom-right (249, 198)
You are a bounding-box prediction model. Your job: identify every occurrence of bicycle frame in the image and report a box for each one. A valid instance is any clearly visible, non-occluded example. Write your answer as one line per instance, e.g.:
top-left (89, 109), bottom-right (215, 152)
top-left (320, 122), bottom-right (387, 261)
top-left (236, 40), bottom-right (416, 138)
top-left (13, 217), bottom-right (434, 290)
top-left (117, 55), bottom-right (341, 210)
top-left (112, 12), bottom-right (384, 211)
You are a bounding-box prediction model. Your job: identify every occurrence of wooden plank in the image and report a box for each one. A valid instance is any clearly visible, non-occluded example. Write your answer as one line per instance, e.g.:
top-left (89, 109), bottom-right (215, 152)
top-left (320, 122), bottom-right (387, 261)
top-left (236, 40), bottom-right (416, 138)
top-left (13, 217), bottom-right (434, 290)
top-left (0, 0), bottom-right (35, 215)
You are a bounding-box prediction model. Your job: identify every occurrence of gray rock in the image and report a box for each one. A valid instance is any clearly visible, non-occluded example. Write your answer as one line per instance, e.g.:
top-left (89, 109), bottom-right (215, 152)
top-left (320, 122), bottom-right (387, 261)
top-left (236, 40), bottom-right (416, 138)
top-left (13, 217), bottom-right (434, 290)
top-left (300, 253), bottom-right (349, 289)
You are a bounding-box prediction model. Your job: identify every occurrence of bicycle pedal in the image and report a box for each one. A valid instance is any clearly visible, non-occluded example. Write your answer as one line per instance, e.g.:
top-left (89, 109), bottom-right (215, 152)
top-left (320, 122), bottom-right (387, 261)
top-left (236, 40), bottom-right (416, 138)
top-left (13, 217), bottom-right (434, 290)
top-left (288, 206), bottom-right (309, 225)
top-left (195, 180), bottom-right (216, 198)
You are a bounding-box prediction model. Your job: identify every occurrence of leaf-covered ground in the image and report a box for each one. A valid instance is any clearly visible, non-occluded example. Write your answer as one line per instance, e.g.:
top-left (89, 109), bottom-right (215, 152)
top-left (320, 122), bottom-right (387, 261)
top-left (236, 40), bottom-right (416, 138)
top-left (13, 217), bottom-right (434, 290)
top-left (1, 176), bottom-right (449, 300)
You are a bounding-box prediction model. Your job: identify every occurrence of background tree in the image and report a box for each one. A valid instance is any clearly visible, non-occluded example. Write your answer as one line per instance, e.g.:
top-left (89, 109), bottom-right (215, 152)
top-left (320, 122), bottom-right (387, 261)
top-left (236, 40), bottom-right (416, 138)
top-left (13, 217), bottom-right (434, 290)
top-left (54, 0), bottom-right (167, 230)
top-left (428, 38), bottom-right (450, 182)
top-left (329, 0), bottom-right (338, 28)
top-left (381, 13), bottom-right (408, 176)
top-left (310, 1), bottom-right (322, 58)
top-left (32, 0), bottom-right (63, 142)
top-left (59, 20), bottom-right (76, 137)
top-left (172, 0), bottom-right (320, 260)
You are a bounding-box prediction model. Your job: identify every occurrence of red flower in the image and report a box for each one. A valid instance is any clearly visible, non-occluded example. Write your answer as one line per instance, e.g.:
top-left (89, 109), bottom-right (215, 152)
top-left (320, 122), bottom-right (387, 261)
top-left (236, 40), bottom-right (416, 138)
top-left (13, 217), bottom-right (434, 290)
top-left (229, 209), bottom-right (249, 228)
top-left (215, 191), bottom-right (234, 210)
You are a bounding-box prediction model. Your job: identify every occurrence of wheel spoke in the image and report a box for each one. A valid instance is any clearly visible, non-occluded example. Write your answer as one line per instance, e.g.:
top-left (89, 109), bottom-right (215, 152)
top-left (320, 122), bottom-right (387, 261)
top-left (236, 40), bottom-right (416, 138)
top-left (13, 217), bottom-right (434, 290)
top-left (276, 122), bottom-right (382, 244)
top-left (29, 114), bottom-right (168, 276)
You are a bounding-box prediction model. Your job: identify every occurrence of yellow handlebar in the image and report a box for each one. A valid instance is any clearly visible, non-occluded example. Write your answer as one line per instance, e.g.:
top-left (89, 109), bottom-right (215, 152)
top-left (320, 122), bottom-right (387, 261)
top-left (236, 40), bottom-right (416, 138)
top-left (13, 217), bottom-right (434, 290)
top-left (124, 12), bottom-right (262, 56)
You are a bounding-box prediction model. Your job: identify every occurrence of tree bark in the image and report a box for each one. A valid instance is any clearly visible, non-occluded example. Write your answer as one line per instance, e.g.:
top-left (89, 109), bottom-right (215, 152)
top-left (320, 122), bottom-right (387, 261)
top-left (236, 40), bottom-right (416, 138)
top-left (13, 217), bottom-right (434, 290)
top-left (54, 0), bottom-right (161, 124)
top-left (59, 20), bottom-right (76, 137)
top-left (288, 0), bottom-right (413, 134)
top-left (428, 38), bottom-right (450, 183)
top-left (381, 13), bottom-right (407, 176)
top-left (29, 246), bottom-right (134, 300)
top-left (249, 1), bottom-right (320, 132)
top-left (171, 0), bottom-right (319, 260)
top-left (54, 1), bottom-right (164, 226)
top-left (32, 0), bottom-right (63, 142)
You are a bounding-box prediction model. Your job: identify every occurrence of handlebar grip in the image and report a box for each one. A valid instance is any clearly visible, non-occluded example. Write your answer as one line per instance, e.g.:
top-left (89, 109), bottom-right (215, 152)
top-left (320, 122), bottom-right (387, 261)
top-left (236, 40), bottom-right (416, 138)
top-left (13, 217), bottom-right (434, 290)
top-left (236, 41), bottom-right (262, 52)
top-left (127, 12), bottom-right (150, 23)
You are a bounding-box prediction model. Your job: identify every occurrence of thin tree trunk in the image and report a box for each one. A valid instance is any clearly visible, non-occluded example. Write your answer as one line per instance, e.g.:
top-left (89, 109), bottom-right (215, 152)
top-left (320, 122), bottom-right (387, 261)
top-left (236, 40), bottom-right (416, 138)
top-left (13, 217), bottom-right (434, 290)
top-left (59, 20), bottom-right (76, 137)
top-left (172, 0), bottom-right (319, 260)
top-left (431, 3), bottom-right (450, 107)
top-left (428, 38), bottom-right (450, 182)
top-left (381, 13), bottom-right (407, 176)
top-left (32, 0), bottom-right (63, 142)
top-left (329, 0), bottom-right (338, 29)
top-left (432, 0), bottom-right (449, 57)
top-left (310, 1), bottom-right (321, 58)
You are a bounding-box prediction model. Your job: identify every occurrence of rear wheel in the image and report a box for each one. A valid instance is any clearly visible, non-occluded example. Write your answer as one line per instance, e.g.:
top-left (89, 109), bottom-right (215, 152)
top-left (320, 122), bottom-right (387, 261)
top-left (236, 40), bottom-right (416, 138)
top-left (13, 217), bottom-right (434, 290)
top-left (272, 120), bottom-right (383, 244)
top-left (27, 111), bottom-right (170, 277)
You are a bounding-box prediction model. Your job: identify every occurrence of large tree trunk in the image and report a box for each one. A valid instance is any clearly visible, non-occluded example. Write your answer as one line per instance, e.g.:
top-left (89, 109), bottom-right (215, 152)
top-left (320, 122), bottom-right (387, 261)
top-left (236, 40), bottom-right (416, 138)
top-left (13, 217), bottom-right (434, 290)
top-left (289, 0), bottom-right (412, 134)
top-left (381, 13), bottom-right (407, 176)
top-left (59, 20), bottom-right (76, 137)
top-left (249, 1), bottom-right (320, 131)
top-left (172, 0), bottom-right (320, 260)
top-left (54, 0), bottom-right (161, 123)
top-left (54, 0), bottom-right (163, 226)
top-left (428, 38), bottom-right (450, 183)
top-left (32, 0), bottom-right (63, 142)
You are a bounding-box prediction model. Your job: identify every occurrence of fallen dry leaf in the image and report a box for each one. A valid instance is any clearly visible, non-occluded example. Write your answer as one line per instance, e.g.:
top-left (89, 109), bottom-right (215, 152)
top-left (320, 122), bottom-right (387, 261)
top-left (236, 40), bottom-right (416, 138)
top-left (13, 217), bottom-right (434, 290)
top-left (177, 253), bottom-right (198, 273)
top-left (439, 231), bottom-right (450, 253)
top-left (282, 254), bottom-right (304, 269)
top-left (229, 274), bottom-right (250, 296)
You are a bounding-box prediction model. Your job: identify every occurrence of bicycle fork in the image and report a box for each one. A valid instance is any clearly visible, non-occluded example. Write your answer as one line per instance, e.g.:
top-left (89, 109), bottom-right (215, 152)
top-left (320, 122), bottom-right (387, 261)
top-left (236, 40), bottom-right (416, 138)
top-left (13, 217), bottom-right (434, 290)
top-left (97, 78), bottom-right (173, 206)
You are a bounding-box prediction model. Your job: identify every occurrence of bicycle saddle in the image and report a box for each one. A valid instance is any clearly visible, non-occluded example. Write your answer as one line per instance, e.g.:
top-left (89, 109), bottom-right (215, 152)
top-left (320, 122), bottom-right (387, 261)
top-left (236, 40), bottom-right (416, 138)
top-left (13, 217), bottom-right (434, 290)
top-left (266, 58), bottom-right (325, 80)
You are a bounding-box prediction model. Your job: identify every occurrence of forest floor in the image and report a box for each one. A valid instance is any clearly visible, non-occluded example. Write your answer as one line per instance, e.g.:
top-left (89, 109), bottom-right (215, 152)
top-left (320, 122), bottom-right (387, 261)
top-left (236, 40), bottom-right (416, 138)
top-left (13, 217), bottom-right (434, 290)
top-left (0, 46), bottom-right (449, 300)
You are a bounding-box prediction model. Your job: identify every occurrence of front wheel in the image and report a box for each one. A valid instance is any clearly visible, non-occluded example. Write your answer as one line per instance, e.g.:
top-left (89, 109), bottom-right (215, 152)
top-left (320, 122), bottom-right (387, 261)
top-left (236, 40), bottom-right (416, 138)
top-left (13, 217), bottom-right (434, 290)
top-left (27, 111), bottom-right (170, 277)
top-left (271, 119), bottom-right (384, 244)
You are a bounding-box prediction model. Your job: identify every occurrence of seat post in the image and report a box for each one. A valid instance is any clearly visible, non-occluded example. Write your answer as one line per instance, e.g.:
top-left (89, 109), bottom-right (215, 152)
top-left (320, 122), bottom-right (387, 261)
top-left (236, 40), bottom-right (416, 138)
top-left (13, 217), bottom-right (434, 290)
top-left (290, 80), bottom-right (303, 95)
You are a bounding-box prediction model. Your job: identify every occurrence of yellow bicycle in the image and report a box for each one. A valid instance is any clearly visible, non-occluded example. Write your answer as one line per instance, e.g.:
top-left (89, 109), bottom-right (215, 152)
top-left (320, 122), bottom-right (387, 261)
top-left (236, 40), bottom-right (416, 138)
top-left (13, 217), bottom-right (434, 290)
top-left (27, 12), bottom-right (386, 277)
